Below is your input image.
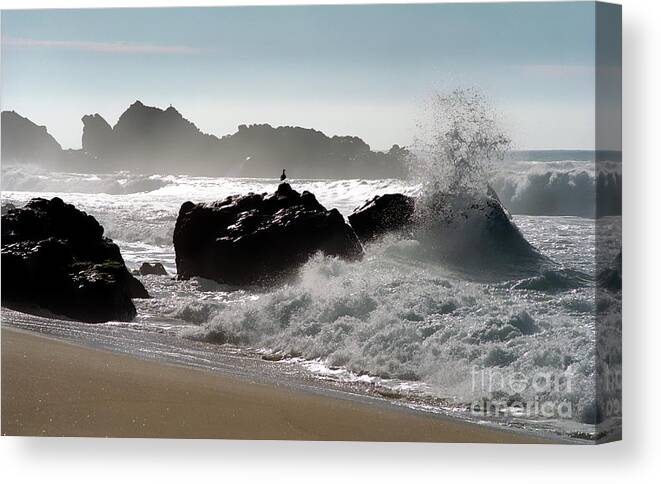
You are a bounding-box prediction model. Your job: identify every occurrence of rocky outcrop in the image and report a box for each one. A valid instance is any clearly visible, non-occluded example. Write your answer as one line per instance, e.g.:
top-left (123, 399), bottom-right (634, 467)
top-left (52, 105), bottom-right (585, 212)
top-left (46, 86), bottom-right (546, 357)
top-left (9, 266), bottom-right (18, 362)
top-left (1, 197), bottom-right (148, 322)
top-left (216, 124), bottom-right (408, 179)
top-left (82, 113), bottom-right (114, 158)
top-left (348, 194), bottom-right (415, 242)
top-left (1, 111), bottom-right (62, 165)
top-left (349, 189), bottom-right (547, 273)
top-left (174, 183), bottom-right (364, 285)
top-left (97, 101), bottom-right (219, 174)
top-left (5, 101), bottom-right (408, 178)
top-left (136, 262), bottom-right (169, 276)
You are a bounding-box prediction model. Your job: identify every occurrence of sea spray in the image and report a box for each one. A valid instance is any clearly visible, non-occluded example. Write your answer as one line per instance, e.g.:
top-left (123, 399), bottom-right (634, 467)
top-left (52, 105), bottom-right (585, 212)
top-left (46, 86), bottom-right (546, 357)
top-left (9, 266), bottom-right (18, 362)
top-left (402, 89), bottom-right (548, 272)
top-left (168, 91), bottom-right (596, 421)
top-left (409, 88), bottom-right (511, 237)
top-left (409, 88), bottom-right (511, 198)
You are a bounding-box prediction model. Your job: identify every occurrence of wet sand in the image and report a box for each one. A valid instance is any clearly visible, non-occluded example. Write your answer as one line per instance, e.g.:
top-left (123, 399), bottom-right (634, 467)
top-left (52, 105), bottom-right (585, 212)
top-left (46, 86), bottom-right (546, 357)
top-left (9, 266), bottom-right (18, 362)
top-left (1, 327), bottom-right (550, 442)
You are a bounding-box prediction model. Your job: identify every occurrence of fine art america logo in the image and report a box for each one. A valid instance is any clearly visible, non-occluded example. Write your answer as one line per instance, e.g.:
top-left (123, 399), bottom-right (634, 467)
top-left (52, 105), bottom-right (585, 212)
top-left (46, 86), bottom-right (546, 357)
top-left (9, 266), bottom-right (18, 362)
top-left (470, 363), bottom-right (622, 420)
top-left (470, 366), bottom-right (575, 419)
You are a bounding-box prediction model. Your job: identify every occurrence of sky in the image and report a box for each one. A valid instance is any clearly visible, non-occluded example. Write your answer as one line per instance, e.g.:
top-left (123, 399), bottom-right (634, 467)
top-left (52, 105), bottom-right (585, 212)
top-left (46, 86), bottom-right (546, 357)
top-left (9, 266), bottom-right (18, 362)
top-left (1, 3), bottom-right (601, 150)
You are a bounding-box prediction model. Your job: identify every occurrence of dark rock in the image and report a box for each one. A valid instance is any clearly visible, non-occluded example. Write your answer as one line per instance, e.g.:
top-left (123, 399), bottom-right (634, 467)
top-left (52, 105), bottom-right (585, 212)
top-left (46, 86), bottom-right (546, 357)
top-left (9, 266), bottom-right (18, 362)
top-left (348, 193), bottom-right (415, 242)
top-left (486, 183), bottom-right (511, 219)
top-left (173, 183), bottom-right (364, 285)
top-left (137, 262), bottom-right (169, 276)
top-left (1, 197), bottom-right (148, 323)
top-left (349, 188), bottom-right (547, 273)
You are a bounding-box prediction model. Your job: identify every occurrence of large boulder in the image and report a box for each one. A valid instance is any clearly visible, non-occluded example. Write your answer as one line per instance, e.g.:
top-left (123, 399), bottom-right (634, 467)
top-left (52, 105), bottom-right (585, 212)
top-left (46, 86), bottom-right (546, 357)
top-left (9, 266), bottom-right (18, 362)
top-left (349, 189), bottom-right (547, 273)
top-left (348, 194), bottom-right (415, 242)
top-left (1, 197), bottom-right (148, 323)
top-left (173, 183), bottom-right (364, 285)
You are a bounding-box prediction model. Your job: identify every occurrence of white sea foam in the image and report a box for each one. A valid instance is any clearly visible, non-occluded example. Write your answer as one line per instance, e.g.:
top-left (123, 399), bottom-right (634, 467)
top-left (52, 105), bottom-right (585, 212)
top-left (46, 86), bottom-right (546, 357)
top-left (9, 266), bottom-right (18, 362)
top-left (0, 165), bottom-right (172, 195)
top-left (2, 170), bottom-right (417, 260)
top-left (490, 159), bottom-right (621, 217)
top-left (174, 237), bottom-right (601, 421)
top-left (1, 164), bottom-right (619, 431)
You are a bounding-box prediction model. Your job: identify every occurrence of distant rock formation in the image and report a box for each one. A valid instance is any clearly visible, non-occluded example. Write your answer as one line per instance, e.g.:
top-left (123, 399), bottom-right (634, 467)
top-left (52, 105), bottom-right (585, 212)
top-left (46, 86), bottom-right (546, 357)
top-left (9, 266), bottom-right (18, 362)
top-left (77, 101), bottom-right (409, 178)
top-left (79, 101), bottom-right (219, 174)
top-left (173, 183), bottom-right (364, 285)
top-left (1, 111), bottom-right (62, 166)
top-left (81, 113), bottom-right (113, 160)
top-left (1, 197), bottom-right (148, 323)
top-left (1, 102), bottom-right (408, 178)
top-left (349, 194), bottom-right (415, 242)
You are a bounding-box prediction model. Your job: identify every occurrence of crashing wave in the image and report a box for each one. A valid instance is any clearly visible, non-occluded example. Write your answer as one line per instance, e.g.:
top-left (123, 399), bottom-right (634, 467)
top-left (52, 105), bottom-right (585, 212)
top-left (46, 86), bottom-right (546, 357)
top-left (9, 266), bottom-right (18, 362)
top-left (410, 190), bottom-right (550, 277)
top-left (0, 165), bottom-right (171, 195)
top-left (177, 247), bottom-right (598, 422)
top-left (398, 89), bottom-right (550, 275)
top-left (490, 160), bottom-right (621, 217)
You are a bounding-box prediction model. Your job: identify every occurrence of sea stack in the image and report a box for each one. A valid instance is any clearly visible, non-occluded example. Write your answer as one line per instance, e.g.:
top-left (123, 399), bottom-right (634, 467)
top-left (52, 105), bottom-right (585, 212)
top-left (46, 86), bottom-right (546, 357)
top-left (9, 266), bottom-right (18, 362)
top-left (348, 189), bottom-right (548, 273)
top-left (173, 183), bottom-right (364, 285)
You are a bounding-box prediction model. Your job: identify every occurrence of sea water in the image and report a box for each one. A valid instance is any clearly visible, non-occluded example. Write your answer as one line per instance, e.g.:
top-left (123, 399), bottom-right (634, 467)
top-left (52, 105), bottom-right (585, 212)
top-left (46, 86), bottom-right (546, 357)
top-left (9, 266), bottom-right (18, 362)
top-left (0, 159), bottom-right (621, 441)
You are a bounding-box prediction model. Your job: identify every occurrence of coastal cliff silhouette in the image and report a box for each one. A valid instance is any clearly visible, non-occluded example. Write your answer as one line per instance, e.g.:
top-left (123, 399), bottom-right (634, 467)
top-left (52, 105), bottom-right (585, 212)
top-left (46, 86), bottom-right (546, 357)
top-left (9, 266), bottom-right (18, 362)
top-left (2, 101), bottom-right (409, 179)
top-left (1, 111), bottom-right (62, 166)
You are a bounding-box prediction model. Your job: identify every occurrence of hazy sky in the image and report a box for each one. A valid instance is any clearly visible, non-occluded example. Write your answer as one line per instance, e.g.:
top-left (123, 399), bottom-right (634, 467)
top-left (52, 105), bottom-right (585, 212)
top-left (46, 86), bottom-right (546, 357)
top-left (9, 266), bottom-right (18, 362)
top-left (1, 3), bottom-right (598, 150)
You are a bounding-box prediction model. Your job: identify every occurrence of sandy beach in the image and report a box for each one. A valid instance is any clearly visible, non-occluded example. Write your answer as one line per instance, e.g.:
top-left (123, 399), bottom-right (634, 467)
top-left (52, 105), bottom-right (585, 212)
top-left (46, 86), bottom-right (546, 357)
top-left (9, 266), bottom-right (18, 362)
top-left (1, 327), bottom-right (550, 442)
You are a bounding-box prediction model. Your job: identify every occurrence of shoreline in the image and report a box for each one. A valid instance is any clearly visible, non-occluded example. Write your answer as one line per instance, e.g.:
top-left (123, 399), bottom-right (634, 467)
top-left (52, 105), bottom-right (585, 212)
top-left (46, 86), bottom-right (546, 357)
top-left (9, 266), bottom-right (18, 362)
top-left (2, 326), bottom-right (553, 442)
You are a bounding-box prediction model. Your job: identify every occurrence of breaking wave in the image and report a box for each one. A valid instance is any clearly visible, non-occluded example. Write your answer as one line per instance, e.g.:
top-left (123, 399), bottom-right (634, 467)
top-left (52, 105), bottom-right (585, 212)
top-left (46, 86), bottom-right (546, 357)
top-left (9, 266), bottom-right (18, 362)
top-left (166, 90), bottom-right (603, 425)
top-left (490, 160), bottom-right (622, 217)
top-left (177, 241), bottom-right (599, 421)
top-left (1, 172), bottom-right (417, 250)
top-left (1, 165), bottom-right (171, 195)
top-left (1, 160), bottom-right (619, 218)
top-left (1, 174), bottom-right (614, 432)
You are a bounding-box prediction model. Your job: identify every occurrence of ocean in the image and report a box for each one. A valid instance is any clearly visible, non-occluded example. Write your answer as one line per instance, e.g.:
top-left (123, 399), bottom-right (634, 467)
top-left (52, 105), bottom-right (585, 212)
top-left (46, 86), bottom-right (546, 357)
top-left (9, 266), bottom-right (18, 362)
top-left (0, 155), bottom-right (622, 442)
